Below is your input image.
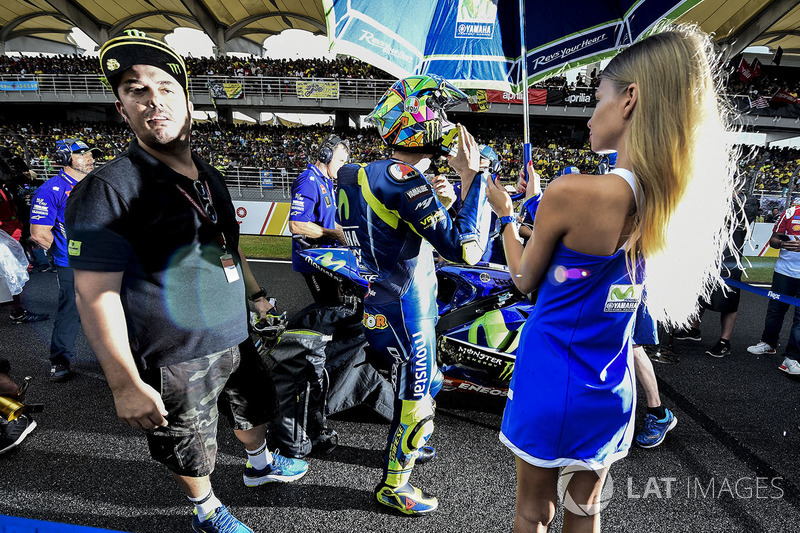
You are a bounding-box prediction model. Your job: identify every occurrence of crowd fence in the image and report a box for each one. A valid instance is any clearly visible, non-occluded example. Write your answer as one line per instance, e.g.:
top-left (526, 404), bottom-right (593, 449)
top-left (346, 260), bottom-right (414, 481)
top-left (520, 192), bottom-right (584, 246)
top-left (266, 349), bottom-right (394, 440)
top-left (2, 74), bottom-right (797, 120)
top-left (26, 158), bottom-right (793, 201)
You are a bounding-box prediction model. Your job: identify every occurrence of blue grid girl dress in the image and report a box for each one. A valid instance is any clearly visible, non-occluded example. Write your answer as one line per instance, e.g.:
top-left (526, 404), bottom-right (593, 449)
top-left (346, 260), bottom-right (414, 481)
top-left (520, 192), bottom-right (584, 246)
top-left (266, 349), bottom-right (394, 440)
top-left (500, 168), bottom-right (642, 469)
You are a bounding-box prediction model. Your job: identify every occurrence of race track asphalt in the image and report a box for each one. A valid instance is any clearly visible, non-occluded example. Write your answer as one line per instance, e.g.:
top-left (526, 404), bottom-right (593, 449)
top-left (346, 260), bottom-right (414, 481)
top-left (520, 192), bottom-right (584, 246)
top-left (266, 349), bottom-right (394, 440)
top-left (1, 260), bottom-right (799, 533)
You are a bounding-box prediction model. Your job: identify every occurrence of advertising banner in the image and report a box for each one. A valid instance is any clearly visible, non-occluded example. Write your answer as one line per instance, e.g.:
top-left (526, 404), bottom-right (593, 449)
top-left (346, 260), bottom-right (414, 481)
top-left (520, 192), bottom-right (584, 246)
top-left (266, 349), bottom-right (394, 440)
top-left (0, 80), bottom-right (38, 91)
top-left (454, 0), bottom-right (496, 39)
top-left (208, 82), bottom-right (243, 99)
top-left (563, 87), bottom-right (596, 106)
top-left (748, 222), bottom-right (778, 257)
top-left (485, 88), bottom-right (567, 105)
top-left (296, 80), bottom-right (340, 99)
top-left (486, 88), bottom-right (547, 105)
top-left (233, 201), bottom-right (291, 236)
top-left (260, 170), bottom-right (274, 188)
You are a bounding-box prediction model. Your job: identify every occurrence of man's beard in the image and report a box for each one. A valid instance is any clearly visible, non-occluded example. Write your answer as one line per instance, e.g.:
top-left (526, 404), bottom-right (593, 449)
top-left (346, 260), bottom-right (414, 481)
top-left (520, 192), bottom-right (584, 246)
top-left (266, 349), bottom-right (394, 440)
top-left (72, 161), bottom-right (94, 175)
top-left (144, 117), bottom-right (191, 153)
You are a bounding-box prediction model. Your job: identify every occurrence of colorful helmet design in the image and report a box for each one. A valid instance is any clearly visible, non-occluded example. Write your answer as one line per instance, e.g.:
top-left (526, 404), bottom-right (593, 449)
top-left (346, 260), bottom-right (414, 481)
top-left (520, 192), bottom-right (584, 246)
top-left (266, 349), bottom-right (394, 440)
top-left (367, 75), bottom-right (468, 156)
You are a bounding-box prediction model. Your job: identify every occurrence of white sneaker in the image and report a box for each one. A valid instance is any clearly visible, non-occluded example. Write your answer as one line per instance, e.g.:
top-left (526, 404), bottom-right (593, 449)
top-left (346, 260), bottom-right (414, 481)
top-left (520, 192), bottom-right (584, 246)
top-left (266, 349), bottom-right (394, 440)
top-left (779, 358), bottom-right (800, 375)
top-left (747, 341), bottom-right (776, 355)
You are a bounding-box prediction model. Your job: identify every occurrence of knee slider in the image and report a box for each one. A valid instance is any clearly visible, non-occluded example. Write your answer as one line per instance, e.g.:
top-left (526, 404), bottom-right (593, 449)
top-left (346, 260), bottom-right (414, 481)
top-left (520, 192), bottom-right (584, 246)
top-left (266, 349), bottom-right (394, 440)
top-left (408, 418), bottom-right (434, 451)
top-left (399, 398), bottom-right (435, 454)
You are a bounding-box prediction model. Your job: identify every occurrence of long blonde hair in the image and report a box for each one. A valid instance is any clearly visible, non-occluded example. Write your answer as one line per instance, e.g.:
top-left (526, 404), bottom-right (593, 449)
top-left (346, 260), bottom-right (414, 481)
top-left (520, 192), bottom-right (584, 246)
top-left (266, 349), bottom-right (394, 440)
top-left (602, 24), bottom-right (739, 325)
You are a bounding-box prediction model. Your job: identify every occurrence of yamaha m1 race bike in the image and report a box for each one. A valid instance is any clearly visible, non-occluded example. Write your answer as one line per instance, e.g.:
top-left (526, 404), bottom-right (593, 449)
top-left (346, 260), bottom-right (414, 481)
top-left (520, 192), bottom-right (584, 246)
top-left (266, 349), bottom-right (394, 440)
top-left (296, 243), bottom-right (534, 397)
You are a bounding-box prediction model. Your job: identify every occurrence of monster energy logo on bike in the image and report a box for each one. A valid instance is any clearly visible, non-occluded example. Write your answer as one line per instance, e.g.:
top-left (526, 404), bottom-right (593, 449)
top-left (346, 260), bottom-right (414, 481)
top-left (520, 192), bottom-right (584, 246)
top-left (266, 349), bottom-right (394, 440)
top-left (338, 190), bottom-right (349, 220)
top-left (603, 284), bottom-right (642, 313)
top-left (498, 361), bottom-right (514, 381)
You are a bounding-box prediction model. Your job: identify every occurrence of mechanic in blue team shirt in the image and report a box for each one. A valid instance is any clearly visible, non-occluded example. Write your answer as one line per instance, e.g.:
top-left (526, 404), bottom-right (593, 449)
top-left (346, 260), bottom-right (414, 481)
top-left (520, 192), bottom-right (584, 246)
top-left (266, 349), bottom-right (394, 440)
top-left (289, 134), bottom-right (349, 305)
top-left (29, 139), bottom-right (99, 382)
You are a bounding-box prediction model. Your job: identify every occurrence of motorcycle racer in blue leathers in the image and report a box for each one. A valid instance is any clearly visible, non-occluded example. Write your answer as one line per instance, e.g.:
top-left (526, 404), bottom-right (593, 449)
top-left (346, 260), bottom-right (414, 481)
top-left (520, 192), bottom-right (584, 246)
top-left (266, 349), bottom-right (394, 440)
top-left (336, 75), bottom-right (490, 515)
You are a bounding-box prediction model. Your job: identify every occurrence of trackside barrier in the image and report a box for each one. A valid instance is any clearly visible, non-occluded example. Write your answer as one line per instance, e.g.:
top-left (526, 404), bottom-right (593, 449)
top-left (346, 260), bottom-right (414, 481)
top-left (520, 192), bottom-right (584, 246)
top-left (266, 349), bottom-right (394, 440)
top-left (725, 278), bottom-right (800, 307)
top-left (0, 515), bottom-right (126, 532)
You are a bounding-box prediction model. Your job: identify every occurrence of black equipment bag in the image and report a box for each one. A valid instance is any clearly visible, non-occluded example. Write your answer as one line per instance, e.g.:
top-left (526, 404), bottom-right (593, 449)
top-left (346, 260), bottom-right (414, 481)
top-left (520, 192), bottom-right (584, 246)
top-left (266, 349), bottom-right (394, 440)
top-left (266, 330), bottom-right (337, 458)
top-left (288, 303), bottom-right (393, 421)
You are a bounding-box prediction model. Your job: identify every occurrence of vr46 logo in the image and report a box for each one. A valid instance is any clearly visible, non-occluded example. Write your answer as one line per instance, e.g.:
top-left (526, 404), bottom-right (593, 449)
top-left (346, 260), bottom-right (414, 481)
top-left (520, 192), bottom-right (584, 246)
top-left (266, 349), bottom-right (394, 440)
top-left (420, 209), bottom-right (444, 229)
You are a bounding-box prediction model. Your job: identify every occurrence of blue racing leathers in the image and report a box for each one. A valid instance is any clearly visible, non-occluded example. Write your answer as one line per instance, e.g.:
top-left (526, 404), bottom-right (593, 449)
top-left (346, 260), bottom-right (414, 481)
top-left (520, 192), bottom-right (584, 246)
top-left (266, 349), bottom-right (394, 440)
top-left (337, 159), bottom-right (489, 489)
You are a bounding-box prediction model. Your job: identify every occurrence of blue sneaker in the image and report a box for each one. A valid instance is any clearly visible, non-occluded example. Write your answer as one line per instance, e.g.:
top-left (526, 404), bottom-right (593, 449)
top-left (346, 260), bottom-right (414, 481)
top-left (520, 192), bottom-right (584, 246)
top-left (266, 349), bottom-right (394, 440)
top-left (243, 450), bottom-right (308, 486)
top-left (635, 409), bottom-right (677, 448)
top-left (375, 482), bottom-right (438, 515)
top-left (192, 506), bottom-right (253, 533)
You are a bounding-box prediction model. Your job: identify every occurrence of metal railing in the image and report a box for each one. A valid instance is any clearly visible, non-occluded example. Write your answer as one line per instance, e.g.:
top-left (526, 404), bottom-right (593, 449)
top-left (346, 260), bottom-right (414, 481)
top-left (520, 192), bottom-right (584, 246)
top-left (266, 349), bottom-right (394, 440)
top-left (3, 74), bottom-right (798, 123)
top-left (26, 158), bottom-right (792, 201)
top-left (0, 73), bottom-right (394, 103)
top-left (28, 160), bottom-right (301, 200)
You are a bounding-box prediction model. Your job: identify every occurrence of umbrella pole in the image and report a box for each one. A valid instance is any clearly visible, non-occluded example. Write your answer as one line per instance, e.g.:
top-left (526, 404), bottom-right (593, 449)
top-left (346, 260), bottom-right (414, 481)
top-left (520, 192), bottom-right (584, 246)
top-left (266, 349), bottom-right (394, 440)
top-left (519, 0), bottom-right (531, 178)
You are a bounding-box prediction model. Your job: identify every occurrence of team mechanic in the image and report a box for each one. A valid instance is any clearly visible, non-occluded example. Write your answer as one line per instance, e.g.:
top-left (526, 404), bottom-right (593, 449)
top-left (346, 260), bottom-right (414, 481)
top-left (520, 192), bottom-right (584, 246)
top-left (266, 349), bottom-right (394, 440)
top-left (29, 139), bottom-right (99, 382)
top-left (288, 133), bottom-right (349, 305)
top-left (337, 75), bottom-right (490, 515)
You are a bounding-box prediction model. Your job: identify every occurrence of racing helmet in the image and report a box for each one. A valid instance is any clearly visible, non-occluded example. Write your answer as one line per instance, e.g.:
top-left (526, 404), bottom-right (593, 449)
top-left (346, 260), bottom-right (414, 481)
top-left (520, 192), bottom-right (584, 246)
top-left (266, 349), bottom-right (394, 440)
top-left (367, 75), bottom-right (468, 156)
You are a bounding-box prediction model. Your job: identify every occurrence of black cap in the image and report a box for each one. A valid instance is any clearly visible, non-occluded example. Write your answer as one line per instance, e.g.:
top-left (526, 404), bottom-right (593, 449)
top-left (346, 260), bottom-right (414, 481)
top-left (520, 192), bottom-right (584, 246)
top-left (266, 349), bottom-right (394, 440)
top-left (99, 29), bottom-right (188, 98)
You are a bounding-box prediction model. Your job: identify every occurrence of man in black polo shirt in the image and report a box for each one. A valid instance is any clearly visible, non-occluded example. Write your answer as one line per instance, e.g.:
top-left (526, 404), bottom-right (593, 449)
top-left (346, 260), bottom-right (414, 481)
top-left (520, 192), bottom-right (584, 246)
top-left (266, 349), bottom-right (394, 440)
top-left (65, 30), bottom-right (306, 533)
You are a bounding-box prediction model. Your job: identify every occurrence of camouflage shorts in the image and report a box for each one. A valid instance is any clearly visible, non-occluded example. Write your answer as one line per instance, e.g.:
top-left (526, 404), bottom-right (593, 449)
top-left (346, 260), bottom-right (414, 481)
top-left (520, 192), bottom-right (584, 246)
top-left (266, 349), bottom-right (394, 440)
top-left (142, 342), bottom-right (277, 477)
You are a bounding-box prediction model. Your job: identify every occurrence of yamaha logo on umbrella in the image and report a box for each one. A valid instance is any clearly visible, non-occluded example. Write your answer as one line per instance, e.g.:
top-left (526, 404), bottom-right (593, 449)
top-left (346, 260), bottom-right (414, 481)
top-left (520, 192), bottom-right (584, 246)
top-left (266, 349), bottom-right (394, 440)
top-left (454, 0), bottom-right (496, 40)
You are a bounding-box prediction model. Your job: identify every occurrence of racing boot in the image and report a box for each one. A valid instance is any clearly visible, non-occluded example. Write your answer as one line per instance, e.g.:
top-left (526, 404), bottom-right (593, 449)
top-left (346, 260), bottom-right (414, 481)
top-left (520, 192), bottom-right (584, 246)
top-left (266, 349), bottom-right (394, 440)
top-left (375, 482), bottom-right (438, 515)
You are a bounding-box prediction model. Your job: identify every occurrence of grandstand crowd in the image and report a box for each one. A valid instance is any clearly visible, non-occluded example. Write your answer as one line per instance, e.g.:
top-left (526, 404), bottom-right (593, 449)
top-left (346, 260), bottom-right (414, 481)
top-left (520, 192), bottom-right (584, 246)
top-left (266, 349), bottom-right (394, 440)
top-left (0, 121), bottom-right (615, 183)
top-left (1, 52), bottom-right (799, 191)
top-left (725, 62), bottom-right (800, 101)
top-left (0, 53), bottom-right (392, 80)
top-left (1, 121), bottom-right (798, 194)
top-left (5, 52), bottom-right (800, 93)
top-left (0, 53), bottom-right (576, 89)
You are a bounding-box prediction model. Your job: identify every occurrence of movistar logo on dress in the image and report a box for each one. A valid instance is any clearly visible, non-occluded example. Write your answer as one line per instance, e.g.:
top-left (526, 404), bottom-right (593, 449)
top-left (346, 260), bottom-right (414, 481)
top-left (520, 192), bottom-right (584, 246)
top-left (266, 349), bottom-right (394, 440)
top-left (603, 284), bottom-right (642, 313)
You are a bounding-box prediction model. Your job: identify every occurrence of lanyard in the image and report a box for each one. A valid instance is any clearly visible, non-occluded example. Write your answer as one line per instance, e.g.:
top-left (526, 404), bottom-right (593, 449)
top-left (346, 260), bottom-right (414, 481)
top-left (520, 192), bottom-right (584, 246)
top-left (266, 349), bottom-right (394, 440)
top-left (174, 180), bottom-right (227, 251)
